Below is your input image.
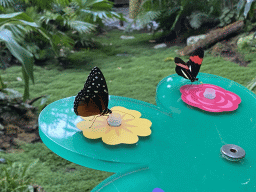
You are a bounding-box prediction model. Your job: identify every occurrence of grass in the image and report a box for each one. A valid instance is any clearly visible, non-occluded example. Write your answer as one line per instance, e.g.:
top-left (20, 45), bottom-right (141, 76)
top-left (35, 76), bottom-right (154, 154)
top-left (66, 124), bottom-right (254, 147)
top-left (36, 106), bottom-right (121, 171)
top-left (1, 29), bottom-right (256, 191)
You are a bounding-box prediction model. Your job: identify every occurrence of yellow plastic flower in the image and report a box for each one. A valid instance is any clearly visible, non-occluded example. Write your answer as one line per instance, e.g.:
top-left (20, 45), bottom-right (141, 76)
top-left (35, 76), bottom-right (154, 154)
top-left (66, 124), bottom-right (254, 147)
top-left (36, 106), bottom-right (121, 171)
top-left (76, 106), bottom-right (152, 145)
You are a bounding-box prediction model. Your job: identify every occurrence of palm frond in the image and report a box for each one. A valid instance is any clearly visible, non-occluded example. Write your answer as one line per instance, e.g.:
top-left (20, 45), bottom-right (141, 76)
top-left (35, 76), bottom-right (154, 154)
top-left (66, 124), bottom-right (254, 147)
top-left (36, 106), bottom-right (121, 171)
top-left (136, 11), bottom-right (161, 26)
top-left (80, 9), bottom-right (121, 22)
top-left (78, 0), bottom-right (111, 8)
top-left (40, 11), bottom-right (62, 24)
top-left (0, 0), bottom-right (14, 7)
top-left (67, 20), bottom-right (96, 33)
top-left (189, 12), bottom-right (210, 29)
top-left (125, 10), bottom-right (161, 32)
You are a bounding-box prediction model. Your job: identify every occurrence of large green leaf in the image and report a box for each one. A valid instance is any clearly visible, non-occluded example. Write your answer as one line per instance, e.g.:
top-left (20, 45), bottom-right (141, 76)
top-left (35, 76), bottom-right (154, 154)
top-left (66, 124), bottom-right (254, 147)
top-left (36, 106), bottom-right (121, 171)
top-left (0, 12), bottom-right (34, 22)
top-left (171, 6), bottom-right (183, 30)
top-left (79, 0), bottom-right (109, 8)
top-left (0, 28), bottom-right (34, 100)
top-left (0, 20), bottom-right (39, 41)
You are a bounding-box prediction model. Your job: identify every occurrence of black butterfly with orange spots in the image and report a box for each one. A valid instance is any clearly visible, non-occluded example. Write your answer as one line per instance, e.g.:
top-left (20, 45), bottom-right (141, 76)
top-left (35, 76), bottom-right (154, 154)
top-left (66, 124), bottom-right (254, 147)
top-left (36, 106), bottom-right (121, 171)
top-left (74, 66), bottom-right (112, 117)
top-left (174, 47), bottom-right (204, 82)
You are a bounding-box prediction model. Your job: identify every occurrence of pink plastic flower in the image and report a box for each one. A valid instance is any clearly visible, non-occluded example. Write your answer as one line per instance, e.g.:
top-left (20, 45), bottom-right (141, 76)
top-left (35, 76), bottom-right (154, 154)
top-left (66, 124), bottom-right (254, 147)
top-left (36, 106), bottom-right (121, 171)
top-left (180, 84), bottom-right (241, 112)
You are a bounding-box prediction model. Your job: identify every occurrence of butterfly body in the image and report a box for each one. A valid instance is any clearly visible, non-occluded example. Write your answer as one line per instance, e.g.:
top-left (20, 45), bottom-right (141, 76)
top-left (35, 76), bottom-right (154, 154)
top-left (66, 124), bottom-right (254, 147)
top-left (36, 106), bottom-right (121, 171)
top-left (74, 67), bottom-right (112, 117)
top-left (175, 47), bottom-right (204, 82)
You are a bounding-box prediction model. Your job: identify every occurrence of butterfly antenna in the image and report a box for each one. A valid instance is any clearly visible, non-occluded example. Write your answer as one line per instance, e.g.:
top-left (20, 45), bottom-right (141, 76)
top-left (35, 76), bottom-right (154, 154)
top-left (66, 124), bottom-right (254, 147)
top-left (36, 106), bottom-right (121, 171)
top-left (111, 110), bottom-right (136, 119)
top-left (88, 115), bottom-right (98, 128)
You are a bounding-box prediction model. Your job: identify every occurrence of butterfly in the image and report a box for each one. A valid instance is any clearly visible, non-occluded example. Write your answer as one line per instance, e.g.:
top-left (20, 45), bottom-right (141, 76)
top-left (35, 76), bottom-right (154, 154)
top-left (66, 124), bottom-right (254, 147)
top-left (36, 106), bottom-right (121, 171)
top-left (174, 47), bottom-right (204, 82)
top-left (74, 66), bottom-right (112, 117)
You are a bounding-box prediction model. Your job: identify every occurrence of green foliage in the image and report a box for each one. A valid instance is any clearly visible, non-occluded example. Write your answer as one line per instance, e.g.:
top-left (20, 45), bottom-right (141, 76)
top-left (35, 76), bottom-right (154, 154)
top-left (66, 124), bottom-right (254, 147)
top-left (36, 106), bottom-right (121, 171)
top-left (75, 0), bottom-right (124, 29)
top-left (188, 7), bottom-right (219, 30)
top-left (153, 6), bottom-right (180, 34)
top-left (0, 75), bottom-right (7, 90)
top-left (235, 0), bottom-right (256, 31)
top-left (129, 0), bottom-right (222, 37)
top-left (0, 143), bottom-right (113, 192)
top-left (0, 46), bottom-right (12, 69)
top-left (247, 77), bottom-right (256, 91)
top-left (218, 7), bottom-right (239, 27)
top-left (0, 12), bottom-right (55, 101)
top-left (19, 0), bottom-right (56, 11)
top-left (40, 8), bottom-right (96, 34)
top-left (0, 159), bottom-right (39, 192)
top-left (0, 0), bottom-right (123, 101)
top-left (0, 0), bottom-right (14, 7)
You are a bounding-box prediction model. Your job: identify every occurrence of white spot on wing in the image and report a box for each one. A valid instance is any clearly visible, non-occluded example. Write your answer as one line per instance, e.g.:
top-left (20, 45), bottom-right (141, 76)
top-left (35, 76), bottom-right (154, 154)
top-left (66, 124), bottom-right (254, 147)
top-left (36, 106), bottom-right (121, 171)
top-left (181, 69), bottom-right (189, 79)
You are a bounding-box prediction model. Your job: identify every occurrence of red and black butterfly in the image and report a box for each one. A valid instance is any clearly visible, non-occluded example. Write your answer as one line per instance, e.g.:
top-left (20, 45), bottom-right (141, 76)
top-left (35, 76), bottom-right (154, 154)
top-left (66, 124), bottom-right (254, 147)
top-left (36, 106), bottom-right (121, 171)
top-left (174, 47), bottom-right (204, 82)
top-left (74, 66), bottom-right (112, 117)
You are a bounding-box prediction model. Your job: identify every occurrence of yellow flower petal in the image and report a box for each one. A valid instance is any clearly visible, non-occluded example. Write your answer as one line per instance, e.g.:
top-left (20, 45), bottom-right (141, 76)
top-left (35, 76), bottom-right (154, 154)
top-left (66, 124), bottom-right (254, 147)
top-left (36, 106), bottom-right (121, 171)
top-left (77, 116), bottom-right (108, 139)
top-left (76, 106), bottom-right (152, 145)
top-left (102, 128), bottom-right (139, 145)
top-left (125, 118), bottom-right (152, 136)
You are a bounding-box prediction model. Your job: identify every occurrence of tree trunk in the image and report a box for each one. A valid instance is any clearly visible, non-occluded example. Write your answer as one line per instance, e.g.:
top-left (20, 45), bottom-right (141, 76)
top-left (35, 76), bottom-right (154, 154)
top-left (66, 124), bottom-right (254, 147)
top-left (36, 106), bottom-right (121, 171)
top-left (178, 20), bottom-right (244, 56)
top-left (129, 0), bottom-right (141, 19)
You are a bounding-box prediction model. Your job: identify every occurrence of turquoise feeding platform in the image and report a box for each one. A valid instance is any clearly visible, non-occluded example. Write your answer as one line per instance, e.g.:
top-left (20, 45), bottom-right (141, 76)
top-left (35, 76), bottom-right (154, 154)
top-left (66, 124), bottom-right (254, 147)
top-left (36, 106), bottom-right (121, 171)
top-left (39, 73), bottom-right (256, 191)
top-left (39, 95), bottom-right (173, 191)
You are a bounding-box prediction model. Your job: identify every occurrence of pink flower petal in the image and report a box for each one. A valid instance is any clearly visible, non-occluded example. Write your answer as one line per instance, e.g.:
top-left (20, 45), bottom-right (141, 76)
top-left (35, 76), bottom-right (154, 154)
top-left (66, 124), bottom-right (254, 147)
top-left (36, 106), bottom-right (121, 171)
top-left (198, 98), bottom-right (215, 105)
top-left (186, 95), bottom-right (200, 105)
top-left (218, 100), bottom-right (233, 109)
top-left (226, 92), bottom-right (238, 101)
top-left (180, 84), bottom-right (241, 112)
top-left (216, 96), bottom-right (225, 103)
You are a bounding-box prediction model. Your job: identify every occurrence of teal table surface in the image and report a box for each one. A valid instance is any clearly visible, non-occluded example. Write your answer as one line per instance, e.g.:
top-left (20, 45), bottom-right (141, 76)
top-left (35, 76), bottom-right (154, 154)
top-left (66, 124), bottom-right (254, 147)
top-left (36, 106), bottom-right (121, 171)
top-left (39, 95), bottom-right (173, 173)
top-left (39, 73), bottom-right (256, 191)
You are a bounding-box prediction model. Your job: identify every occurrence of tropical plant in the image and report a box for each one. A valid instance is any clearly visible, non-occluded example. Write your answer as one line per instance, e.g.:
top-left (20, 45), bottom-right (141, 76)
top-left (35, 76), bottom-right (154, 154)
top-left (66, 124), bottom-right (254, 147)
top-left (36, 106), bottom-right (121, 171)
top-left (237, 0), bottom-right (256, 31)
top-left (39, 0), bottom-right (123, 53)
top-left (218, 7), bottom-right (240, 27)
top-left (18, 0), bottom-right (70, 11)
top-left (0, 0), bottom-right (15, 8)
top-left (40, 7), bottom-right (96, 34)
top-left (73, 0), bottom-right (124, 31)
top-left (0, 159), bottom-right (39, 192)
top-left (0, 12), bottom-right (54, 101)
top-left (0, 0), bottom-right (123, 101)
top-left (127, 0), bottom-right (222, 37)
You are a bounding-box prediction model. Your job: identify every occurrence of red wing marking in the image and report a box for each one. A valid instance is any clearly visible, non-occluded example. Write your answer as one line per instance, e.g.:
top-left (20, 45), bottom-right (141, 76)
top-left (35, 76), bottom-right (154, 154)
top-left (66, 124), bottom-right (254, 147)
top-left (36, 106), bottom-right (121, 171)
top-left (176, 63), bottom-right (189, 70)
top-left (190, 56), bottom-right (203, 65)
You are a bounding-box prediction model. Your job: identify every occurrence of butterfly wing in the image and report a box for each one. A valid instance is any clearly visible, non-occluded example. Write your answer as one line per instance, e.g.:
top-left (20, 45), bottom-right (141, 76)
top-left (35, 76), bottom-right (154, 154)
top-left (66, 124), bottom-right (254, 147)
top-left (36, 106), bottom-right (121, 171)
top-left (74, 66), bottom-right (111, 117)
top-left (186, 47), bottom-right (204, 79)
top-left (175, 57), bottom-right (194, 81)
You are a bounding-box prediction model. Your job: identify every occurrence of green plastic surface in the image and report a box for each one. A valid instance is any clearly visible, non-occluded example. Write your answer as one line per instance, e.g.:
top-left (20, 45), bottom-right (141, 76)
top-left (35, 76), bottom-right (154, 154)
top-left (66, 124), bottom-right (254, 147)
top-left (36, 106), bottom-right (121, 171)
top-left (39, 73), bottom-right (256, 191)
top-left (39, 95), bottom-right (173, 174)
